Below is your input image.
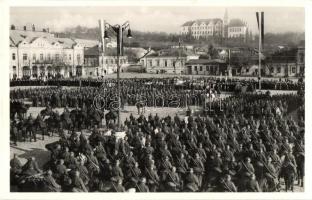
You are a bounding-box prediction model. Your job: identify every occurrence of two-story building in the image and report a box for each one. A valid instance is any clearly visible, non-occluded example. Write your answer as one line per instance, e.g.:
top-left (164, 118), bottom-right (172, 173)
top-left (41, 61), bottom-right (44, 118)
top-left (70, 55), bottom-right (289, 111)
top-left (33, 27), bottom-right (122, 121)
top-left (266, 47), bottom-right (305, 77)
top-left (84, 45), bottom-right (128, 77)
top-left (9, 25), bottom-right (84, 79)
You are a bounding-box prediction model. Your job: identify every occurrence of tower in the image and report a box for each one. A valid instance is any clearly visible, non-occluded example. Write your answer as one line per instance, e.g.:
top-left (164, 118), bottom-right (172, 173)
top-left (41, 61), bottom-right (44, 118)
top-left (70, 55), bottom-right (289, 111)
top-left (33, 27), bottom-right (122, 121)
top-left (223, 9), bottom-right (229, 38)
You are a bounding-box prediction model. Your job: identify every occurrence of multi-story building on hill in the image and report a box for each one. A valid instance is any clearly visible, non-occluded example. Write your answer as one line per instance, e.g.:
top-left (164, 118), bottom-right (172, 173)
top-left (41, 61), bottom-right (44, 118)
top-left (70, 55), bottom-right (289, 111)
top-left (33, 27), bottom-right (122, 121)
top-left (180, 9), bottom-right (249, 40)
top-left (180, 18), bottom-right (223, 39)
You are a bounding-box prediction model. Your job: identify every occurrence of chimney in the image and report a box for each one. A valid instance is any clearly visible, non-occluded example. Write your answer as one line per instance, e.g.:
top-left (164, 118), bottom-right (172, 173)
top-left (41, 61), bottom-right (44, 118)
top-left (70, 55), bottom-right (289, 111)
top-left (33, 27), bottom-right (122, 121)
top-left (32, 24), bottom-right (35, 31)
top-left (10, 25), bottom-right (15, 30)
top-left (23, 26), bottom-right (27, 31)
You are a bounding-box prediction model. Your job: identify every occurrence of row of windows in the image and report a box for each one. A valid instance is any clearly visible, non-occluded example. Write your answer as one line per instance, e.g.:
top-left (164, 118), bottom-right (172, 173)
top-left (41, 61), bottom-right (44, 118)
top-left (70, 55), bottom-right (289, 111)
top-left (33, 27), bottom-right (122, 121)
top-left (192, 65), bottom-right (218, 71)
top-left (191, 25), bottom-right (221, 30)
top-left (103, 58), bottom-right (127, 65)
top-left (229, 27), bottom-right (243, 32)
top-left (16, 53), bottom-right (80, 62)
top-left (271, 66), bottom-right (297, 74)
top-left (146, 59), bottom-right (184, 67)
top-left (192, 31), bottom-right (217, 35)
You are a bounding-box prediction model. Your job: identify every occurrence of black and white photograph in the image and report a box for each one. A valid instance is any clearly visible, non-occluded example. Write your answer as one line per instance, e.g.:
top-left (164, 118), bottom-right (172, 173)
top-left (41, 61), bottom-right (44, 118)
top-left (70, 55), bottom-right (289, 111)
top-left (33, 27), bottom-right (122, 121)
top-left (6, 2), bottom-right (307, 195)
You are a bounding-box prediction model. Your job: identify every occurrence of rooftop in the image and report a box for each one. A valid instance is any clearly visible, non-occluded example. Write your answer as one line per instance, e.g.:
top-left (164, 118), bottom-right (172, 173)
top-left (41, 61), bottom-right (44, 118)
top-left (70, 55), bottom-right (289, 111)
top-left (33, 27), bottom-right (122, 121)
top-left (228, 19), bottom-right (247, 27)
top-left (186, 59), bottom-right (226, 65)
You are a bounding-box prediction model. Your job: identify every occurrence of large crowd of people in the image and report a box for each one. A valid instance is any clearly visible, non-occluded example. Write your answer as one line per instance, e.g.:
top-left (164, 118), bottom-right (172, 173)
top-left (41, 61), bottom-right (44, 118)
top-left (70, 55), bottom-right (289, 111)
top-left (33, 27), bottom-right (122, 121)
top-left (10, 81), bottom-right (305, 192)
top-left (10, 76), bottom-right (304, 91)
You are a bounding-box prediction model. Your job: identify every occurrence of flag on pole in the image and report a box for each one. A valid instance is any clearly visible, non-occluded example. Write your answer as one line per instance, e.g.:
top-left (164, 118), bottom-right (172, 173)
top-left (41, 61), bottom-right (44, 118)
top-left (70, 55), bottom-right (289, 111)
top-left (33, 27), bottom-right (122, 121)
top-left (256, 12), bottom-right (264, 47)
top-left (261, 12), bottom-right (264, 47)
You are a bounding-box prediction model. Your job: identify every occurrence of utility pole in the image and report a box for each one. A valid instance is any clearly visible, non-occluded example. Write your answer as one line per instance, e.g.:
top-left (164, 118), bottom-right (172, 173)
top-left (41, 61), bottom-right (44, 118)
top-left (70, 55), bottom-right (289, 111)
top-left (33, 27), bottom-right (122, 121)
top-left (258, 20), bottom-right (262, 90)
top-left (103, 21), bottom-right (132, 129)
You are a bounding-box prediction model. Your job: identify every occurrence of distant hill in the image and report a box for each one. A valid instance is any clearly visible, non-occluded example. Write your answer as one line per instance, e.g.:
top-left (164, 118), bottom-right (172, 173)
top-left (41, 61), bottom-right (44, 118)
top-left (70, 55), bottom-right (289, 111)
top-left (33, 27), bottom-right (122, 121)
top-left (54, 26), bottom-right (305, 50)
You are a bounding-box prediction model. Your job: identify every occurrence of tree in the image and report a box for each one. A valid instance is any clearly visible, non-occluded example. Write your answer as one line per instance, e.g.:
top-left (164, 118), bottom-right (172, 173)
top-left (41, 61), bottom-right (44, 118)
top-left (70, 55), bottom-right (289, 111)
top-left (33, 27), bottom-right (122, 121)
top-left (208, 44), bottom-right (219, 59)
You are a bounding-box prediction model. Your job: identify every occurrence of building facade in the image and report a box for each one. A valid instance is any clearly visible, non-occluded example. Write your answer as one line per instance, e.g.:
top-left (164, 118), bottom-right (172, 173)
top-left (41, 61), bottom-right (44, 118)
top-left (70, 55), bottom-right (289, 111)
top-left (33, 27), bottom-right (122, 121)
top-left (180, 10), bottom-right (248, 40)
top-left (227, 19), bottom-right (248, 39)
top-left (180, 18), bottom-right (223, 39)
top-left (140, 49), bottom-right (198, 74)
top-left (185, 59), bottom-right (227, 75)
top-left (9, 26), bottom-right (84, 79)
top-left (266, 47), bottom-right (305, 77)
top-left (84, 45), bottom-right (128, 77)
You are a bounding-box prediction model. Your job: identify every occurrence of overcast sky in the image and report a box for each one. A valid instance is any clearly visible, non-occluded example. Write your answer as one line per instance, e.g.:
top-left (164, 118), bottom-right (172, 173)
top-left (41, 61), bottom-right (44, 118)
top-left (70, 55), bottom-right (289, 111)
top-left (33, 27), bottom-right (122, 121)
top-left (10, 7), bottom-right (304, 34)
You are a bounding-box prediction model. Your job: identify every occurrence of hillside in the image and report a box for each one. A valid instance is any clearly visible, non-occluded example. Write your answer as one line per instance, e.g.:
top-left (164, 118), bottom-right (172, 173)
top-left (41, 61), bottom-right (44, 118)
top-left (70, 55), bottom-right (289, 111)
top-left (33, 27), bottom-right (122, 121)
top-left (54, 26), bottom-right (305, 50)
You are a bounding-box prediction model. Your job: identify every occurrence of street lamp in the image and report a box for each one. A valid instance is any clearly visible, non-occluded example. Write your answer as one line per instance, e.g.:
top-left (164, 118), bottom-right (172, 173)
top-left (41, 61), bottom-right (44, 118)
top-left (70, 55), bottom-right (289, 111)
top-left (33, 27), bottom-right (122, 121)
top-left (103, 21), bottom-right (132, 129)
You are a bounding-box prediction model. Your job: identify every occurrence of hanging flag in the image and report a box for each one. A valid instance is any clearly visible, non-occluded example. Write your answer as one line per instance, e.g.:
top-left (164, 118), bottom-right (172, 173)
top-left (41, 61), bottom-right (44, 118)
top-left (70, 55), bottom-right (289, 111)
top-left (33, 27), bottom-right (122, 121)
top-left (261, 12), bottom-right (264, 47)
top-left (256, 12), bottom-right (259, 29)
top-left (256, 12), bottom-right (264, 47)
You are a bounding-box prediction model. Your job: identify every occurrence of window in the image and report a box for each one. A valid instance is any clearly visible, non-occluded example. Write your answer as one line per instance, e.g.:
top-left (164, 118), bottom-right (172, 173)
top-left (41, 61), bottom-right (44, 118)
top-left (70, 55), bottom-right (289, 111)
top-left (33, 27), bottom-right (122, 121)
top-left (194, 66), bottom-right (198, 71)
top-left (277, 66), bottom-right (281, 73)
top-left (77, 54), bottom-right (81, 62)
top-left (200, 66), bottom-right (203, 71)
top-left (164, 60), bottom-right (167, 67)
top-left (55, 54), bottom-right (60, 60)
top-left (40, 53), bottom-right (43, 60)
top-left (12, 53), bottom-right (16, 60)
top-left (23, 53), bottom-right (27, 60)
top-left (156, 60), bottom-right (160, 66)
top-left (69, 54), bottom-right (72, 60)
top-left (173, 61), bottom-right (176, 68)
top-left (13, 66), bottom-right (16, 74)
top-left (47, 53), bottom-right (51, 60)
top-left (149, 60), bottom-right (152, 67)
top-left (206, 66), bottom-right (209, 71)
top-left (292, 67), bottom-right (296, 74)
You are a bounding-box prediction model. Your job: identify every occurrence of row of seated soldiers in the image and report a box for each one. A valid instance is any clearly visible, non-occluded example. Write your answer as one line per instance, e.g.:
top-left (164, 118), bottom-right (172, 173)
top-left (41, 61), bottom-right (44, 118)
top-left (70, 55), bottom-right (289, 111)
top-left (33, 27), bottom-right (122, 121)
top-left (10, 93), bottom-right (304, 192)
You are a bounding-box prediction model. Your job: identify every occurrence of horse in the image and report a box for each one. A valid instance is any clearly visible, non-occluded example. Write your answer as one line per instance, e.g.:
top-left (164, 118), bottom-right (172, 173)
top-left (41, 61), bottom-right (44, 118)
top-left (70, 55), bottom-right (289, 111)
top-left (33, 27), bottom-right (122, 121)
top-left (136, 101), bottom-right (146, 115)
top-left (281, 162), bottom-right (296, 192)
top-left (105, 110), bottom-right (118, 126)
top-left (295, 153), bottom-right (304, 187)
top-left (10, 101), bottom-right (30, 120)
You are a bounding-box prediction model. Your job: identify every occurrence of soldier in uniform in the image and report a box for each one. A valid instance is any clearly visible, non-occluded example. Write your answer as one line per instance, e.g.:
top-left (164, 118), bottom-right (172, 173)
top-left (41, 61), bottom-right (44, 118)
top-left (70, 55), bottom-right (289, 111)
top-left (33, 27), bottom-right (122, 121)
top-left (71, 170), bottom-right (88, 192)
top-left (137, 177), bottom-right (149, 192)
top-left (219, 174), bottom-right (237, 192)
top-left (184, 168), bottom-right (199, 192)
top-left (245, 173), bottom-right (261, 192)
top-left (191, 153), bottom-right (205, 188)
top-left (43, 169), bottom-right (62, 192)
top-left (145, 164), bottom-right (159, 192)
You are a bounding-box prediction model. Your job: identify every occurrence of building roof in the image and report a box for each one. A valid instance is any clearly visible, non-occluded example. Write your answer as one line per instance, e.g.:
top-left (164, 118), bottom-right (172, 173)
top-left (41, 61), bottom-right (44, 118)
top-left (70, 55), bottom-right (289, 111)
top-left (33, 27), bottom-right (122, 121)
top-left (84, 45), bottom-right (100, 56)
top-left (74, 39), bottom-right (99, 48)
top-left (146, 48), bottom-right (195, 58)
top-left (84, 45), bottom-right (125, 57)
top-left (186, 59), bottom-right (226, 65)
top-left (181, 21), bottom-right (195, 26)
top-left (268, 48), bottom-right (298, 63)
top-left (195, 18), bottom-right (223, 25)
top-left (10, 30), bottom-right (54, 46)
top-left (181, 18), bottom-right (222, 27)
top-left (228, 19), bottom-right (246, 27)
top-left (56, 38), bottom-right (77, 48)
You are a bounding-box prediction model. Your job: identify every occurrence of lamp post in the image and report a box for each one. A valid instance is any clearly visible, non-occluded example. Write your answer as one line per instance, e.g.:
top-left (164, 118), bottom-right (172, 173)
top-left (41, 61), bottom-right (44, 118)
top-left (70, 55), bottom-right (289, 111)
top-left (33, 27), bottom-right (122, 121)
top-left (103, 21), bottom-right (132, 129)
